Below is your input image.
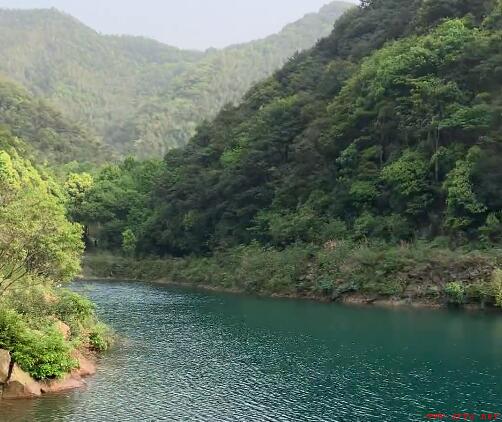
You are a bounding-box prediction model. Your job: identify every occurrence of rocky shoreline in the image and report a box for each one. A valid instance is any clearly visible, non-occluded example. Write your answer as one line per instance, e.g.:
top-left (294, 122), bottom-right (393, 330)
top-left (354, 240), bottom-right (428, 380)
top-left (78, 276), bottom-right (500, 312)
top-left (0, 321), bottom-right (98, 400)
top-left (0, 348), bottom-right (96, 400)
top-left (80, 246), bottom-right (502, 313)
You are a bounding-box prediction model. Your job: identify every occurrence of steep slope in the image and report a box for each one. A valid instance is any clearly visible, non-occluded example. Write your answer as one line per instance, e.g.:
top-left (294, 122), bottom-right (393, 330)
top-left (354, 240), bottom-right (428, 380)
top-left (0, 2), bottom-right (354, 157)
top-left (0, 8), bottom-right (203, 152)
top-left (138, 0), bottom-right (502, 255)
top-left (73, 0), bottom-right (502, 305)
top-left (0, 76), bottom-right (106, 164)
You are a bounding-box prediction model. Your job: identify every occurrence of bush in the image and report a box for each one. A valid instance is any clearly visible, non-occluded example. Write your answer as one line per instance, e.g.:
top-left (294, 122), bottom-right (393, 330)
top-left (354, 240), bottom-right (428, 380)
top-left (0, 284), bottom-right (113, 380)
top-left (465, 283), bottom-right (491, 303)
top-left (83, 242), bottom-right (502, 307)
top-left (3, 286), bottom-right (56, 321)
top-left (444, 282), bottom-right (466, 305)
top-left (492, 268), bottom-right (502, 307)
top-left (54, 289), bottom-right (96, 337)
top-left (0, 308), bottom-right (78, 380)
top-left (89, 323), bottom-right (112, 352)
top-left (55, 289), bottom-right (96, 321)
top-left (122, 229), bottom-right (137, 256)
top-left (12, 326), bottom-right (78, 380)
top-left (0, 308), bottom-right (27, 351)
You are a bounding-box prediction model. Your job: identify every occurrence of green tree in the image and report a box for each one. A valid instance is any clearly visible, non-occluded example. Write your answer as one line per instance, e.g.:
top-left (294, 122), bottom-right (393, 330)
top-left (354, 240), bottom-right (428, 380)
top-left (122, 229), bottom-right (137, 256)
top-left (444, 147), bottom-right (487, 233)
top-left (0, 150), bottom-right (83, 296)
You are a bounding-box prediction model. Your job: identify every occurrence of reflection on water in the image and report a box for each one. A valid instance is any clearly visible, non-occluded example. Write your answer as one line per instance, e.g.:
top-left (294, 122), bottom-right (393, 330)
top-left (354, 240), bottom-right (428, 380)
top-left (1, 280), bottom-right (501, 422)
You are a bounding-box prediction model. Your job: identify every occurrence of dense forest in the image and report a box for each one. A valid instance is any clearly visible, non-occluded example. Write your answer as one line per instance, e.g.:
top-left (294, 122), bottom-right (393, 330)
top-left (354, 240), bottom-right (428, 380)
top-left (0, 77), bottom-right (106, 164)
top-left (79, 0), bottom-right (502, 306)
top-left (0, 2), bottom-right (352, 157)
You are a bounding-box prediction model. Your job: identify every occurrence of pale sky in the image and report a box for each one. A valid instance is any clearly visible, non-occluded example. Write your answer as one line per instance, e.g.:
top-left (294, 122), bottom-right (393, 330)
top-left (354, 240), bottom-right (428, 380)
top-left (0, 0), bottom-right (359, 50)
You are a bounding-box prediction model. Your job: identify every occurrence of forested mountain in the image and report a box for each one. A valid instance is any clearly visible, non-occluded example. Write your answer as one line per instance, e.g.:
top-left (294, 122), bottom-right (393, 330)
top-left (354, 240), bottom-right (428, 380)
top-left (0, 77), bottom-right (106, 164)
top-left (130, 0), bottom-right (501, 255)
top-left (74, 0), bottom-right (502, 305)
top-left (0, 2), bottom-right (353, 157)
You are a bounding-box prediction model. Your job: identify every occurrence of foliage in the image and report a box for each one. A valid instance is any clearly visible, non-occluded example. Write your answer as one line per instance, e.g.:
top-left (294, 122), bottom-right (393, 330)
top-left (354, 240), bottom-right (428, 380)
top-left (492, 268), bottom-right (502, 307)
top-left (0, 137), bottom-right (110, 380)
top-left (444, 282), bottom-right (466, 305)
top-left (122, 229), bottom-right (137, 256)
top-left (68, 158), bottom-right (163, 250)
top-left (65, 172), bottom-right (94, 211)
top-left (444, 147), bottom-right (487, 232)
top-left (0, 282), bottom-right (111, 380)
top-left (54, 290), bottom-right (96, 324)
top-left (122, 2), bottom-right (502, 258)
top-left (62, 0), bottom-right (502, 310)
top-left (89, 323), bottom-right (112, 352)
top-left (0, 307), bottom-right (78, 380)
top-left (0, 3), bottom-right (353, 157)
top-left (83, 244), bottom-right (502, 305)
top-left (0, 145), bottom-right (83, 296)
top-left (0, 77), bottom-right (107, 164)
top-left (10, 326), bottom-right (78, 380)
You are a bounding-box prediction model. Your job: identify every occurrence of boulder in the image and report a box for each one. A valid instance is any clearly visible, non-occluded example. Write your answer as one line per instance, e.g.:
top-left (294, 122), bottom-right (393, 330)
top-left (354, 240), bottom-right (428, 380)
top-left (1, 349), bottom-right (97, 399)
top-left (0, 349), bottom-right (10, 384)
top-left (2, 365), bottom-right (41, 399)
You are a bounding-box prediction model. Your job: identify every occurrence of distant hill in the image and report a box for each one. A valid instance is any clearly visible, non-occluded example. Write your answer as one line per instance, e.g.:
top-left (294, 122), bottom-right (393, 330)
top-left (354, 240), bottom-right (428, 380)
top-left (0, 76), bottom-right (106, 164)
top-left (0, 2), bottom-right (354, 158)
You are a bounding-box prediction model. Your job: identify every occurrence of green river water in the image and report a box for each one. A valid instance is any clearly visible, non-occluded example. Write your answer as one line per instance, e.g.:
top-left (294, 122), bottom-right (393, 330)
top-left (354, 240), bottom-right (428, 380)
top-left (1, 280), bottom-right (501, 421)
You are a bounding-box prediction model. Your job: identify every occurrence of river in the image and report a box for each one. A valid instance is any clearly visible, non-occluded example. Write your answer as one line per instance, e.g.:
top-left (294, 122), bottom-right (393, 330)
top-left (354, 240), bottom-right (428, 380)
top-left (1, 280), bottom-right (501, 421)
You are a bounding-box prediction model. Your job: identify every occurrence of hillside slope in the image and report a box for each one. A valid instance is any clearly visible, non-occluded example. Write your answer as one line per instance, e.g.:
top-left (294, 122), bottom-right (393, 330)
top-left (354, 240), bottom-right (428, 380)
top-left (140, 0), bottom-right (502, 254)
top-left (0, 2), bottom-right (353, 157)
top-left (0, 77), bottom-right (106, 164)
top-left (73, 0), bottom-right (502, 306)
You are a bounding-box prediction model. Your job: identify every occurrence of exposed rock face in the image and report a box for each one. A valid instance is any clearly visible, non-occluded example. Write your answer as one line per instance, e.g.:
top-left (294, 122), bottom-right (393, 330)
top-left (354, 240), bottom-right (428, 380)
top-left (41, 374), bottom-right (86, 394)
top-left (73, 350), bottom-right (97, 377)
top-left (0, 349), bottom-right (10, 384)
top-left (0, 349), bottom-right (97, 400)
top-left (2, 364), bottom-right (42, 399)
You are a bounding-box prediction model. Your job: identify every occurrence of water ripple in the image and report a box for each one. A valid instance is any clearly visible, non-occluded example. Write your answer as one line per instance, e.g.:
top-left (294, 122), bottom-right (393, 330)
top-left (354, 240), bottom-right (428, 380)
top-left (1, 280), bottom-right (501, 422)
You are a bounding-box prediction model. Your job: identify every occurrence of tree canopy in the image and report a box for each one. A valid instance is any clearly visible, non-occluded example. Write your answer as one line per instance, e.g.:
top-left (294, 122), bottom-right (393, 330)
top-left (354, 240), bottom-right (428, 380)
top-left (0, 3), bottom-right (353, 158)
top-left (111, 0), bottom-right (502, 256)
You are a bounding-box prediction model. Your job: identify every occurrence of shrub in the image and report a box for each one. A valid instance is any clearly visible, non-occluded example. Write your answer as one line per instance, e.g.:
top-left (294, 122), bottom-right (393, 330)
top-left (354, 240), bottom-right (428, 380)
top-left (3, 286), bottom-right (56, 320)
top-left (492, 268), bottom-right (502, 307)
top-left (0, 308), bottom-right (78, 380)
top-left (0, 307), bottom-right (27, 351)
top-left (465, 282), bottom-right (490, 303)
top-left (444, 282), bottom-right (466, 305)
top-left (55, 289), bottom-right (96, 323)
top-left (321, 219), bottom-right (349, 242)
top-left (122, 229), bottom-right (137, 256)
top-left (11, 326), bottom-right (78, 380)
top-left (89, 323), bottom-right (112, 352)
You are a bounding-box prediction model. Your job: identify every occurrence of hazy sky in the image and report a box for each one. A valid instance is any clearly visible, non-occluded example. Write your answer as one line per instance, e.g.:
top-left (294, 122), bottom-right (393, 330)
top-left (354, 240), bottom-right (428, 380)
top-left (0, 0), bottom-right (358, 50)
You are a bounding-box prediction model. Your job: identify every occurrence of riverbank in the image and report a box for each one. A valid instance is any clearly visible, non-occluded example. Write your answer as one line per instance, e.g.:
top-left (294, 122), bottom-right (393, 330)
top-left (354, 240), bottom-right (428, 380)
top-left (5, 279), bottom-right (501, 421)
top-left (0, 286), bottom-right (113, 401)
top-left (0, 346), bottom-right (97, 400)
top-left (81, 242), bottom-right (502, 310)
top-left (79, 276), bottom-right (449, 310)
